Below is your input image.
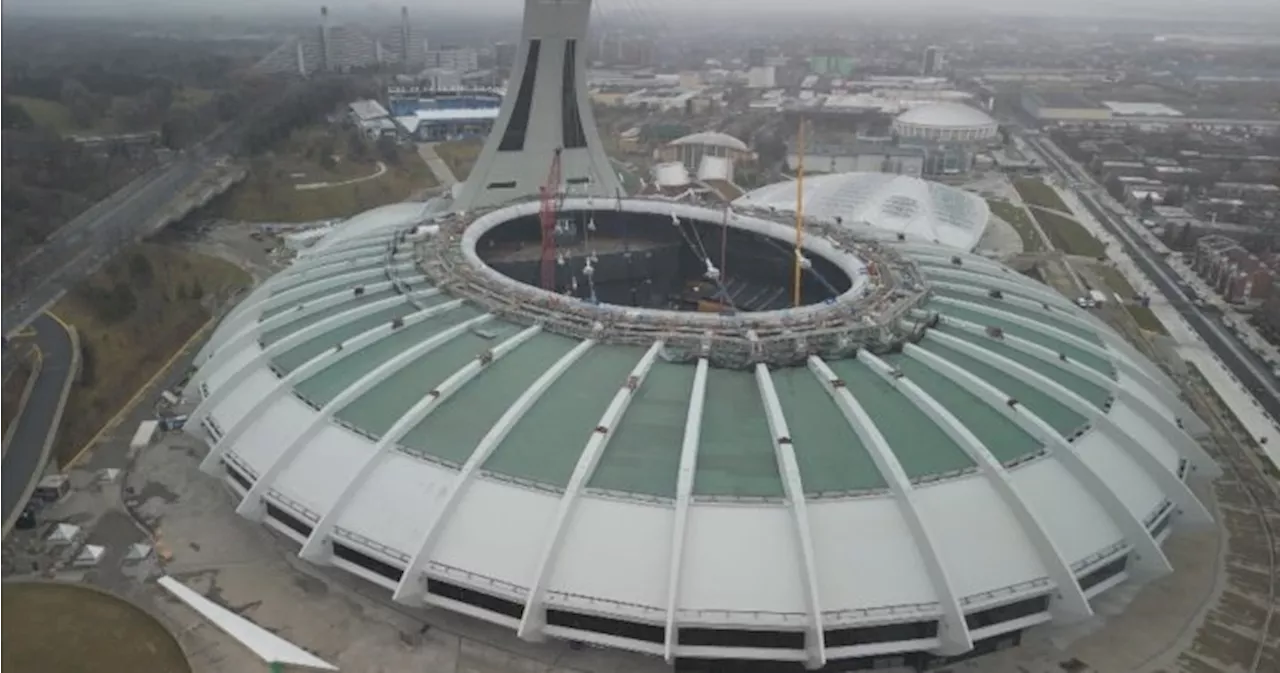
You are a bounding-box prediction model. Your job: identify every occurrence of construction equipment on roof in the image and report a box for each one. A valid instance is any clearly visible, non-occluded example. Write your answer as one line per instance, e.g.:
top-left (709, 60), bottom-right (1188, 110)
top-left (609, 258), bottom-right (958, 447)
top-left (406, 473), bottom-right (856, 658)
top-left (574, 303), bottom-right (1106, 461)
top-left (539, 147), bottom-right (564, 290)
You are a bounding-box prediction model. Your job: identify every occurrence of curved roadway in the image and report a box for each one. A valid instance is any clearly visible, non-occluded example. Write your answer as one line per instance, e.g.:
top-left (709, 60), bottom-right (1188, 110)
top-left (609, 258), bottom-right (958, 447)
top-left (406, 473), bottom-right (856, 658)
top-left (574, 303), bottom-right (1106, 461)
top-left (2, 313), bottom-right (75, 531)
top-left (1024, 134), bottom-right (1280, 431)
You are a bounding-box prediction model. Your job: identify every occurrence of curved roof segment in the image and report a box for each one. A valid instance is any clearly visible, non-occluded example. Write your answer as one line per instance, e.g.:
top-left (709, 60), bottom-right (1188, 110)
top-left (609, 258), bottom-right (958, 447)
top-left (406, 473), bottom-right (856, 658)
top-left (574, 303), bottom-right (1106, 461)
top-left (734, 172), bottom-right (991, 251)
top-left (187, 199), bottom-right (1215, 669)
top-left (896, 102), bottom-right (997, 129)
top-left (669, 131), bottom-right (749, 152)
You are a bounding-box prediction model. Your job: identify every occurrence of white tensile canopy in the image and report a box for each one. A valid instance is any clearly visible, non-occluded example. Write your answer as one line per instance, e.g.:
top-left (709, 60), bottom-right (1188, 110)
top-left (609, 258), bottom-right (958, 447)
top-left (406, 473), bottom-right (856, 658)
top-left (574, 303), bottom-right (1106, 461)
top-left (46, 523), bottom-right (81, 544)
top-left (73, 544), bottom-right (106, 567)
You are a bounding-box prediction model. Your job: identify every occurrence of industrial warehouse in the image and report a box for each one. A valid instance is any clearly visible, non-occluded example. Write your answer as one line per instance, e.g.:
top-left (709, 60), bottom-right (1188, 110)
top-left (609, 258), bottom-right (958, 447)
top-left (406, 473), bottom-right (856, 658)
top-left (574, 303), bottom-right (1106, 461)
top-left (178, 1), bottom-right (1219, 672)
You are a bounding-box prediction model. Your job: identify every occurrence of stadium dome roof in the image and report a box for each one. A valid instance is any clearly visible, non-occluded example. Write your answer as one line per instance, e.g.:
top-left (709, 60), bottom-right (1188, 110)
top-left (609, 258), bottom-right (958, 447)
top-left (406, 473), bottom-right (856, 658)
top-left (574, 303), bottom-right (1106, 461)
top-left (187, 198), bottom-right (1215, 668)
top-left (669, 131), bottom-right (749, 152)
top-left (895, 102), bottom-right (997, 129)
top-left (734, 172), bottom-right (991, 250)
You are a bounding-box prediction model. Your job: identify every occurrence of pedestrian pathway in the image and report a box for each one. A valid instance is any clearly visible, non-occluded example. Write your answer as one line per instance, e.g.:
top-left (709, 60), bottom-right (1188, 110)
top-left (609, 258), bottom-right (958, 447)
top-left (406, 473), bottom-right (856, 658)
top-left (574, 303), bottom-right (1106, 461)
top-left (415, 143), bottom-right (458, 189)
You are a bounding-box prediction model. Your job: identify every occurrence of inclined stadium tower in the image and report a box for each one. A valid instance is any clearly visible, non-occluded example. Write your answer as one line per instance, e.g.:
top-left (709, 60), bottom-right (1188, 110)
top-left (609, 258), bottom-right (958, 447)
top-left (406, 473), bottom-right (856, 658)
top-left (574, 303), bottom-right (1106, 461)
top-left (183, 1), bottom-right (1221, 671)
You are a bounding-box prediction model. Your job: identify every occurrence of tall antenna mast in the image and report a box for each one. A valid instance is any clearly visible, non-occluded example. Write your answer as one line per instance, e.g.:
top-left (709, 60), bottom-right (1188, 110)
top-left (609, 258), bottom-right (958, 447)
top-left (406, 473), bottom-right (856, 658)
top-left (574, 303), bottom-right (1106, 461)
top-left (792, 115), bottom-right (806, 307)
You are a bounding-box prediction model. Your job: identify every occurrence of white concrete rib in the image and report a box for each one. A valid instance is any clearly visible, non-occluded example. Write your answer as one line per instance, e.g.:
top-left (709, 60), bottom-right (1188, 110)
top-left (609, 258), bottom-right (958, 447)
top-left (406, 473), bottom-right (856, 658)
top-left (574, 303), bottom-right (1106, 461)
top-left (860, 350), bottom-right (1093, 622)
top-left (212, 263), bottom-right (415, 348)
top-left (663, 358), bottom-right (709, 663)
top-left (929, 278), bottom-right (1172, 389)
top-left (197, 299), bottom-right (465, 474)
top-left (192, 287), bottom-right (438, 400)
top-left (235, 313), bottom-right (494, 519)
top-left (392, 339), bottom-right (597, 604)
top-left (927, 329), bottom-right (1213, 527)
top-left (905, 341), bottom-right (1173, 579)
top-left (299, 324), bottom-right (543, 562)
top-left (808, 355), bottom-right (974, 656)
top-left (937, 316), bottom-right (1219, 478)
top-left (518, 340), bottom-right (664, 641)
top-left (754, 364), bottom-right (826, 669)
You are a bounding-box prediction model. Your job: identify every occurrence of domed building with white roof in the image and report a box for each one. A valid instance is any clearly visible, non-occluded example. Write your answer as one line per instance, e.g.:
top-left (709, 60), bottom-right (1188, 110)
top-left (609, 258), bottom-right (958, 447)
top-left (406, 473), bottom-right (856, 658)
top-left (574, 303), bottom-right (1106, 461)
top-left (734, 172), bottom-right (991, 251)
top-left (891, 103), bottom-right (1001, 177)
top-left (177, 2), bottom-right (1223, 672)
top-left (657, 131), bottom-right (753, 183)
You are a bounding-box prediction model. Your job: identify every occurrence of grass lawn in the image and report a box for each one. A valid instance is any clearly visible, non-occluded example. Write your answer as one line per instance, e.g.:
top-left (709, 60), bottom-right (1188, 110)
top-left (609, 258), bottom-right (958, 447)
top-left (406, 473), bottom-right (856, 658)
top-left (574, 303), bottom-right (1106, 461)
top-left (3, 582), bottom-right (190, 673)
top-left (435, 138), bottom-right (483, 182)
top-left (1096, 264), bottom-right (1168, 335)
top-left (215, 130), bottom-right (435, 222)
top-left (1031, 207), bottom-right (1108, 258)
top-left (10, 96), bottom-right (78, 134)
top-left (1013, 178), bottom-right (1071, 214)
top-left (51, 244), bottom-right (250, 467)
top-left (986, 198), bottom-right (1044, 253)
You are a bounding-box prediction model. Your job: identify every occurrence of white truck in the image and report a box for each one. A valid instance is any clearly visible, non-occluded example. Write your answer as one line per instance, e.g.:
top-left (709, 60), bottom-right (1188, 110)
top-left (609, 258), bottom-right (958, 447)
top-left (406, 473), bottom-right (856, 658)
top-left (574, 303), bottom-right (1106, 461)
top-left (130, 420), bottom-right (160, 450)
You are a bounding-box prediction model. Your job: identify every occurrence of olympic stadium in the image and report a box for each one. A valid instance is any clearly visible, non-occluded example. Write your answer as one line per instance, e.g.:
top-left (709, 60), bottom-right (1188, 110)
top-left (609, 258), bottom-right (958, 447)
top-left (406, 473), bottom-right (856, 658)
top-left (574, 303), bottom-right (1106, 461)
top-left (182, 1), bottom-right (1220, 671)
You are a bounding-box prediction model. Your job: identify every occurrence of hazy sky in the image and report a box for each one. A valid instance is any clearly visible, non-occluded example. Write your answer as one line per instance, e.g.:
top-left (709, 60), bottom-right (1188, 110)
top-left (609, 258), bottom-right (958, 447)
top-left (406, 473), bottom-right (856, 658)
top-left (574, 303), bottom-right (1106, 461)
top-left (5, 0), bottom-right (1280, 21)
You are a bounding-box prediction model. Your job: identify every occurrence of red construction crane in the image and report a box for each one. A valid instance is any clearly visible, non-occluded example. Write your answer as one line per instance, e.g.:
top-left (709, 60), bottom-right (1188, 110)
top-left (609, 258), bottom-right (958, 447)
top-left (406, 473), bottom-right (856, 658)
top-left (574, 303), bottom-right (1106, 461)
top-left (539, 147), bottom-right (564, 291)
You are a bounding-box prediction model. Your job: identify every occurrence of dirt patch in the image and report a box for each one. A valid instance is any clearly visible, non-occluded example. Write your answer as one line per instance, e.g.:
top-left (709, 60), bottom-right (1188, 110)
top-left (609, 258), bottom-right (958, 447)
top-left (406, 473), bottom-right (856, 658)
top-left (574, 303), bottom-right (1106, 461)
top-left (51, 244), bottom-right (249, 467)
top-left (2, 582), bottom-right (190, 673)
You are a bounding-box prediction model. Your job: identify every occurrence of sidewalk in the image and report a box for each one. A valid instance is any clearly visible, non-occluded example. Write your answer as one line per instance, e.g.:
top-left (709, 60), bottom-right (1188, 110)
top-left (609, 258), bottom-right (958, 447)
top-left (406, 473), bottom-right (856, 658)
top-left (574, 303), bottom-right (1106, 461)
top-left (1056, 185), bottom-right (1280, 468)
top-left (416, 143), bottom-right (458, 190)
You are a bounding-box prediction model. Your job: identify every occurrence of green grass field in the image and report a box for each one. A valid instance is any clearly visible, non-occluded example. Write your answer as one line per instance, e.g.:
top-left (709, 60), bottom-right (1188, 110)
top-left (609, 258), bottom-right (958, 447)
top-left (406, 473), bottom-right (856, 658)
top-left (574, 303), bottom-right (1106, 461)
top-left (3, 583), bottom-right (191, 673)
top-left (986, 198), bottom-right (1044, 253)
top-left (1031, 207), bottom-right (1108, 258)
top-left (1013, 178), bottom-right (1071, 214)
top-left (10, 96), bottom-right (79, 133)
top-left (1096, 264), bottom-right (1167, 334)
top-left (434, 138), bottom-right (483, 182)
top-left (52, 244), bottom-right (250, 466)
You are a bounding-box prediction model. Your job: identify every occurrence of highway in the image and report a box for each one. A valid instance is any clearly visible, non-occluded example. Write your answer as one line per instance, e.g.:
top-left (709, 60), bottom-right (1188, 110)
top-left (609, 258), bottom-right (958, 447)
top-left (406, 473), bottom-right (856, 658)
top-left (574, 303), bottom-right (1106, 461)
top-left (1, 156), bottom-right (213, 336)
top-left (2, 313), bottom-right (75, 531)
top-left (1023, 134), bottom-right (1280, 430)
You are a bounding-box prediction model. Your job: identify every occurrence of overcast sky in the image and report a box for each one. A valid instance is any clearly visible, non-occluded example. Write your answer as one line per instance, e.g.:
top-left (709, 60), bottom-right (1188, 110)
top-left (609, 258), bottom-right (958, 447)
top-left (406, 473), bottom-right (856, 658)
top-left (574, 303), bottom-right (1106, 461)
top-left (5, 0), bottom-right (1280, 21)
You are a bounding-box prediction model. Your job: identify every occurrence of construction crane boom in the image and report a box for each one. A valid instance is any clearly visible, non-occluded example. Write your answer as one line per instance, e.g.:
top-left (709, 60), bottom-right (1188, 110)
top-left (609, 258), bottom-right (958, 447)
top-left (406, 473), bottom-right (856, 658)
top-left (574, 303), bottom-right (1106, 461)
top-left (539, 148), bottom-right (564, 290)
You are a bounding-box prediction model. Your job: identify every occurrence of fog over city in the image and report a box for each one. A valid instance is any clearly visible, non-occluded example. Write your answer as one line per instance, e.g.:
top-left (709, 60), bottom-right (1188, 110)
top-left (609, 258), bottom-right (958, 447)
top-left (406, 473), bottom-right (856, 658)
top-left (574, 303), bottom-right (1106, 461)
top-left (6, 0), bottom-right (1280, 21)
top-left (3, 1), bottom-right (1280, 673)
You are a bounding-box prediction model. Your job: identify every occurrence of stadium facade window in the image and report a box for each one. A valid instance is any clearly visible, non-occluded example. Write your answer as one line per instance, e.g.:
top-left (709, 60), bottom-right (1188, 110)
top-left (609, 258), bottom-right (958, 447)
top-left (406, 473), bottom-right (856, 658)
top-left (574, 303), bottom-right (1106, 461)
top-left (923, 631), bottom-right (1021, 668)
top-left (561, 39), bottom-right (587, 149)
top-left (1079, 555), bottom-right (1128, 592)
top-left (546, 609), bottom-right (664, 643)
top-left (678, 627), bottom-right (805, 650)
top-left (1150, 512), bottom-right (1173, 539)
top-left (224, 462), bottom-right (252, 491)
top-left (487, 181), bottom-right (518, 189)
top-left (426, 578), bottom-right (524, 619)
top-left (332, 542), bottom-right (404, 582)
top-left (498, 40), bottom-right (541, 152)
top-left (963, 594), bottom-right (1050, 630)
top-left (824, 619), bottom-right (938, 647)
top-left (264, 502), bottom-right (314, 538)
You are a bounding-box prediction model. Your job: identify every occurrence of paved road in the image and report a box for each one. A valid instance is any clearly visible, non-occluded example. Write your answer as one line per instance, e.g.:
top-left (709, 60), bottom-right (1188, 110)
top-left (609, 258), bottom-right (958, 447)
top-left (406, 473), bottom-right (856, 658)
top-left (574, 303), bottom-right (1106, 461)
top-left (1, 313), bottom-right (75, 528)
top-left (1, 157), bottom-right (212, 337)
top-left (1024, 134), bottom-right (1280, 430)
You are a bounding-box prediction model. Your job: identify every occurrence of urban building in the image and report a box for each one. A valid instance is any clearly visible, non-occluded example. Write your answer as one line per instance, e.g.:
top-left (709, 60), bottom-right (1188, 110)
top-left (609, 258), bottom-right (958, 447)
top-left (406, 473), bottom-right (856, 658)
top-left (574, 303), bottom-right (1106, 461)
top-left (891, 102), bottom-right (1001, 177)
top-left (921, 45), bottom-right (943, 76)
top-left (656, 131), bottom-right (752, 183)
top-left (787, 141), bottom-right (926, 178)
top-left (182, 2), bottom-right (1220, 671)
top-left (1020, 90), bottom-right (1114, 123)
top-left (1192, 235), bottom-right (1279, 304)
top-left (424, 46), bottom-right (479, 73)
top-left (253, 6), bottom-right (428, 76)
top-left (747, 46), bottom-right (767, 68)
